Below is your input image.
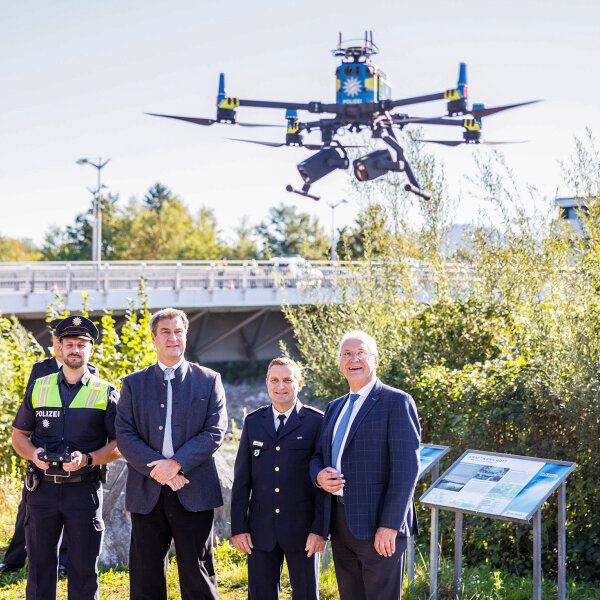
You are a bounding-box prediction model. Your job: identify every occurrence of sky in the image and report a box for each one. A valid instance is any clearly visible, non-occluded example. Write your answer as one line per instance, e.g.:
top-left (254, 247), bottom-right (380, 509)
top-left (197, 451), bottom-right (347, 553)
top-left (2, 0), bottom-right (599, 248)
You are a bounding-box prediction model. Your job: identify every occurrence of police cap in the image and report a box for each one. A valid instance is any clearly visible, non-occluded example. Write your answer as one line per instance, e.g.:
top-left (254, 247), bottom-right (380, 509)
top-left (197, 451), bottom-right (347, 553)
top-left (55, 316), bottom-right (99, 342)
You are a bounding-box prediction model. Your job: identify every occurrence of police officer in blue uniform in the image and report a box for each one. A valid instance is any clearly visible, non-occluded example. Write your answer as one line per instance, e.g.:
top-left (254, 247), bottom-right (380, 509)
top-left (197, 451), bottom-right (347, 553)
top-left (231, 357), bottom-right (326, 600)
top-left (12, 316), bottom-right (120, 600)
top-left (0, 318), bottom-right (99, 578)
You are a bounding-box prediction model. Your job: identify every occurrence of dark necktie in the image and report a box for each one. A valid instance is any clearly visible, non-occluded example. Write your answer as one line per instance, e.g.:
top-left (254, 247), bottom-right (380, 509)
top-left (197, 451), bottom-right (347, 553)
top-left (331, 393), bottom-right (360, 468)
top-left (276, 414), bottom-right (286, 438)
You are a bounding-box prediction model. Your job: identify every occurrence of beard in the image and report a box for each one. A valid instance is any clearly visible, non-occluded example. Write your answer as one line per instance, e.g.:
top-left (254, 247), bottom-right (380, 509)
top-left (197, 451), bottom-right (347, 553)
top-left (63, 354), bottom-right (85, 369)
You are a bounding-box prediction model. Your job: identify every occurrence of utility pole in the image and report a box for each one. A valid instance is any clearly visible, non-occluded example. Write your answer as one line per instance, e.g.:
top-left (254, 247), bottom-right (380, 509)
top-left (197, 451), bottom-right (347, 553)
top-left (77, 157), bottom-right (110, 263)
top-left (327, 198), bottom-right (348, 261)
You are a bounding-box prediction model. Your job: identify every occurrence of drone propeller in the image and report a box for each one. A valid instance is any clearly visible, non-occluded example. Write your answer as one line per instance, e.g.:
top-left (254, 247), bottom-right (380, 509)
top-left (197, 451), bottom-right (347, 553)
top-left (417, 139), bottom-right (527, 147)
top-left (467, 99), bottom-right (542, 119)
top-left (146, 113), bottom-right (284, 128)
top-left (227, 138), bottom-right (363, 151)
top-left (227, 138), bottom-right (323, 150)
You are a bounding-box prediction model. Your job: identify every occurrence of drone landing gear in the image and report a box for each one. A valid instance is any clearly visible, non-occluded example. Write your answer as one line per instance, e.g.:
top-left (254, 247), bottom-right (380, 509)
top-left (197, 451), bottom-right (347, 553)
top-left (286, 183), bottom-right (320, 201)
top-left (381, 132), bottom-right (432, 201)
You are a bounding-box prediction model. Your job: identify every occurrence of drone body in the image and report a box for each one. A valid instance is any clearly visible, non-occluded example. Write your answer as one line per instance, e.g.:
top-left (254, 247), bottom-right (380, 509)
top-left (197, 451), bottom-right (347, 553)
top-left (148, 32), bottom-right (539, 201)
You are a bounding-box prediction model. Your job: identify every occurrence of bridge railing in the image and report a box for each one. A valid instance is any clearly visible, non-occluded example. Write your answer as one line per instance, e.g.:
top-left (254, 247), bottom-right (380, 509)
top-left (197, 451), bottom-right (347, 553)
top-left (0, 260), bottom-right (364, 294)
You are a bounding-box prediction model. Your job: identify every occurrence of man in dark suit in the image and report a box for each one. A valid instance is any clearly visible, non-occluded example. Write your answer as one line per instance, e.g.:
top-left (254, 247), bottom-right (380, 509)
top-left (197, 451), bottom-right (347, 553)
top-left (310, 331), bottom-right (421, 600)
top-left (231, 357), bottom-right (326, 600)
top-left (116, 307), bottom-right (227, 600)
top-left (0, 318), bottom-right (98, 577)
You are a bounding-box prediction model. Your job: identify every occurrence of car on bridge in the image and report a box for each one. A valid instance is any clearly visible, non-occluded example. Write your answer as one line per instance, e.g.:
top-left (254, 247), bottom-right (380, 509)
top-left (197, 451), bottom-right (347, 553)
top-left (266, 255), bottom-right (324, 288)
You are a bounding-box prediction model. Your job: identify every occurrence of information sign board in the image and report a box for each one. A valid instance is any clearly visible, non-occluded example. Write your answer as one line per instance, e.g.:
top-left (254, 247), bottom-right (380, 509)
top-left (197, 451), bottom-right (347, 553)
top-left (420, 450), bottom-right (575, 523)
top-left (418, 443), bottom-right (450, 479)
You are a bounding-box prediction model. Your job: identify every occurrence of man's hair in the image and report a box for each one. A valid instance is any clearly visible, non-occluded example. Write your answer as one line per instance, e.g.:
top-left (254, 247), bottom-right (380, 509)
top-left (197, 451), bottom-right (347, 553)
top-left (338, 330), bottom-right (379, 357)
top-left (267, 357), bottom-right (302, 380)
top-left (150, 308), bottom-right (189, 336)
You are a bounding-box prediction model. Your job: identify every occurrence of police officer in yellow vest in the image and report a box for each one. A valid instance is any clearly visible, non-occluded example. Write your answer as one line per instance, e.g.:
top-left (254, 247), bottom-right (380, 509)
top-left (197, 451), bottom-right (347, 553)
top-left (12, 316), bottom-right (120, 600)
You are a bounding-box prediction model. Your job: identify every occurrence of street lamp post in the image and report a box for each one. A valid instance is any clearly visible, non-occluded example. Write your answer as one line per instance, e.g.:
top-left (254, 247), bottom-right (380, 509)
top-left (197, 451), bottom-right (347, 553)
top-left (327, 198), bottom-right (348, 261)
top-left (76, 157), bottom-right (110, 263)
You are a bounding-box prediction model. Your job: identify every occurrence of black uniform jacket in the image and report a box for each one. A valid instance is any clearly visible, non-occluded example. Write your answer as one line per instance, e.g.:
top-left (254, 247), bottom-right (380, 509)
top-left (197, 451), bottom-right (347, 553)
top-left (231, 402), bottom-right (325, 552)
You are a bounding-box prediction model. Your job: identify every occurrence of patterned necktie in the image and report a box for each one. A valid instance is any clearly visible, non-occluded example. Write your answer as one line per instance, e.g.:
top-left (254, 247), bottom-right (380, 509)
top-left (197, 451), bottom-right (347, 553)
top-left (331, 393), bottom-right (360, 468)
top-left (276, 414), bottom-right (286, 438)
top-left (162, 367), bottom-right (175, 458)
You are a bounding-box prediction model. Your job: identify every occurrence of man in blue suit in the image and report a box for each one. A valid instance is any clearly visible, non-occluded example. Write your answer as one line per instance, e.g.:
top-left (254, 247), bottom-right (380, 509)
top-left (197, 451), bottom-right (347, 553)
top-left (231, 357), bottom-right (326, 600)
top-left (116, 308), bottom-right (227, 600)
top-left (310, 331), bottom-right (421, 600)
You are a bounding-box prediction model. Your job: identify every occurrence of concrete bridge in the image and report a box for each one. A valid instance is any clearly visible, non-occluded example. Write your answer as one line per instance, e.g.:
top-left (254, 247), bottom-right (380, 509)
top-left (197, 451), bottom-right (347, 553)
top-left (0, 260), bottom-right (346, 362)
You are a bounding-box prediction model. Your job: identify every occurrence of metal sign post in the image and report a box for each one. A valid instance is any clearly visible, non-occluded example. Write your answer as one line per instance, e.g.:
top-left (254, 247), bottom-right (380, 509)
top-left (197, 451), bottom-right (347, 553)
top-left (454, 511), bottom-right (463, 598)
top-left (420, 450), bottom-right (576, 600)
top-left (405, 444), bottom-right (449, 596)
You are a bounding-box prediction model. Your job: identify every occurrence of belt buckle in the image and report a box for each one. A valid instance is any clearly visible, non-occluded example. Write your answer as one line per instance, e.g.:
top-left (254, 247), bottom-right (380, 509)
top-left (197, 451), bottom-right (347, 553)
top-left (49, 472), bottom-right (71, 484)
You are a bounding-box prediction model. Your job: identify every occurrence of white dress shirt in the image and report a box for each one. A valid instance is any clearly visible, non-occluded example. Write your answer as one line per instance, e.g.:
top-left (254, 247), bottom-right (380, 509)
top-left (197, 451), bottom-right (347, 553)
top-left (272, 402), bottom-right (297, 430)
top-left (331, 378), bottom-right (376, 496)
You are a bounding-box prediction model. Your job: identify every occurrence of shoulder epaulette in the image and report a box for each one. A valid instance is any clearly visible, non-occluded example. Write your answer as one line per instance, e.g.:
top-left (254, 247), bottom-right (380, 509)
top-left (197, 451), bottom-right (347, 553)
top-left (246, 404), bottom-right (271, 417)
top-left (303, 405), bottom-right (325, 415)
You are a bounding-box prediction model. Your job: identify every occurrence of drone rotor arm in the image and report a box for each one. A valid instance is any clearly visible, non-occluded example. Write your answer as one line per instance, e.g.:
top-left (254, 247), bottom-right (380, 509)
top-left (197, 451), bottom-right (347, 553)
top-left (387, 88), bottom-right (461, 110)
top-left (396, 116), bottom-right (466, 127)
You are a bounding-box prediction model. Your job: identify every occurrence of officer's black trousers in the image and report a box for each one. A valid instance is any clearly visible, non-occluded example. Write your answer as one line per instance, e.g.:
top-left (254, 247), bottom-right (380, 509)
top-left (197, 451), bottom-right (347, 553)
top-left (129, 486), bottom-right (218, 600)
top-left (5, 486), bottom-right (68, 569)
top-left (25, 479), bottom-right (104, 600)
top-left (330, 500), bottom-right (407, 600)
top-left (247, 543), bottom-right (320, 600)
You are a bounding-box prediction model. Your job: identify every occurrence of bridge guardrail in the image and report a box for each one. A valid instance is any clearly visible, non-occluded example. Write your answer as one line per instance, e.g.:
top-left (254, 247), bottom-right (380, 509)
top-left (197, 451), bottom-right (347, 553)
top-left (0, 260), bottom-right (357, 294)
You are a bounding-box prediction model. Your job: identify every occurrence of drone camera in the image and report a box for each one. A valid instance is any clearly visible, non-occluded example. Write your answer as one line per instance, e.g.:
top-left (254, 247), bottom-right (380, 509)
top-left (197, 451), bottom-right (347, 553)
top-left (297, 147), bottom-right (348, 183)
top-left (353, 149), bottom-right (398, 181)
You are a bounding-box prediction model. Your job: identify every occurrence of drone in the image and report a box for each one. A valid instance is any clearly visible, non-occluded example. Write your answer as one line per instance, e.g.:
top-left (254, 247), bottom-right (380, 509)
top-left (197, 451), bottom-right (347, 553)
top-left (148, 32), bottom-right (539, 201)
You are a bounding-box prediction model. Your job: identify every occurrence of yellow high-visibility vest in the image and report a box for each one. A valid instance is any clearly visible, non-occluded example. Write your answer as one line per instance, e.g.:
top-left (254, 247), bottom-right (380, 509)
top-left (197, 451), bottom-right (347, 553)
top-left (32, 373), bottom-right (110, 410)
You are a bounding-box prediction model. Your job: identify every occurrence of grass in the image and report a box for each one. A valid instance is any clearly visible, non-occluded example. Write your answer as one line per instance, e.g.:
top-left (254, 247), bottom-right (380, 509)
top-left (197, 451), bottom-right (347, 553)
top-left (1, 466), bottom-right (598, 599)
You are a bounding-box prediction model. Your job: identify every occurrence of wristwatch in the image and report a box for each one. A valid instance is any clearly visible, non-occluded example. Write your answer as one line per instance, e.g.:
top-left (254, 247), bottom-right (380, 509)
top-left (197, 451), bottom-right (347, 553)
top-left (85, 452), bottom-right (93, 467)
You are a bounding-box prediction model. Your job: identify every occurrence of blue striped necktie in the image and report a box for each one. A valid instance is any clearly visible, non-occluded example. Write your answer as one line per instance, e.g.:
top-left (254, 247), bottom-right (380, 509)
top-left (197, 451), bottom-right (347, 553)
top-left (331, 393), bottom-right (360, 468)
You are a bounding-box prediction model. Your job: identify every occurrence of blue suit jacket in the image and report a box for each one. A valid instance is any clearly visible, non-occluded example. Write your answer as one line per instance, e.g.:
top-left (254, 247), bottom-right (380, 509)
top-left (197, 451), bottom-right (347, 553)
top-left (116, 361), bottom-right (227, 514)
top-left (231, 402), bottom-right (325, 552)
top-left (309, 378), bottom-right (420, 540)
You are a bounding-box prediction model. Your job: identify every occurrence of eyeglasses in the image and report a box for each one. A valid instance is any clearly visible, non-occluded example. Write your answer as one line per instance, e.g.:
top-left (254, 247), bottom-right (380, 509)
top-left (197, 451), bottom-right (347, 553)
top-left (340, 350), bottom-right (374, 361)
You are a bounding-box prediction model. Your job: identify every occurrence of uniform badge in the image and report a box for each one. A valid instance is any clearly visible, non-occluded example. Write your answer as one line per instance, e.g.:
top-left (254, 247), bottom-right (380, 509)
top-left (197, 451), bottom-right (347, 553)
top-left (42, 419), bottom-right (50, 428)
top-left (73, 317), bottom-right (82, 325)
top-left (252, 441), bottom-right (263, 457)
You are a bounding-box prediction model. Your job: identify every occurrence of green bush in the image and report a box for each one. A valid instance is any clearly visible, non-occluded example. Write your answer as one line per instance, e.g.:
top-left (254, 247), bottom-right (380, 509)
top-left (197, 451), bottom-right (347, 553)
top-left (284, 133), bottom-right (600, 581)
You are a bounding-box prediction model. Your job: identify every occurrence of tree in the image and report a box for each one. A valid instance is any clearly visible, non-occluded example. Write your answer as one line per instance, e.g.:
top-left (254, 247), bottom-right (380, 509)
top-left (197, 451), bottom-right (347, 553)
top-left (123, 199), bottom-right (226, 260)
top-left (144, 183), bottom-right (173, 213)
top-left (0, 236), bottom-right (41, 261)
top-left (41, 194), bottom-right (125, 261)
top-left (223, 217), bottom-right (260, 260)
top-left (255, 204), bottom-right (329, 259)
top-left (40, 185), bottom-right (229, 261)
